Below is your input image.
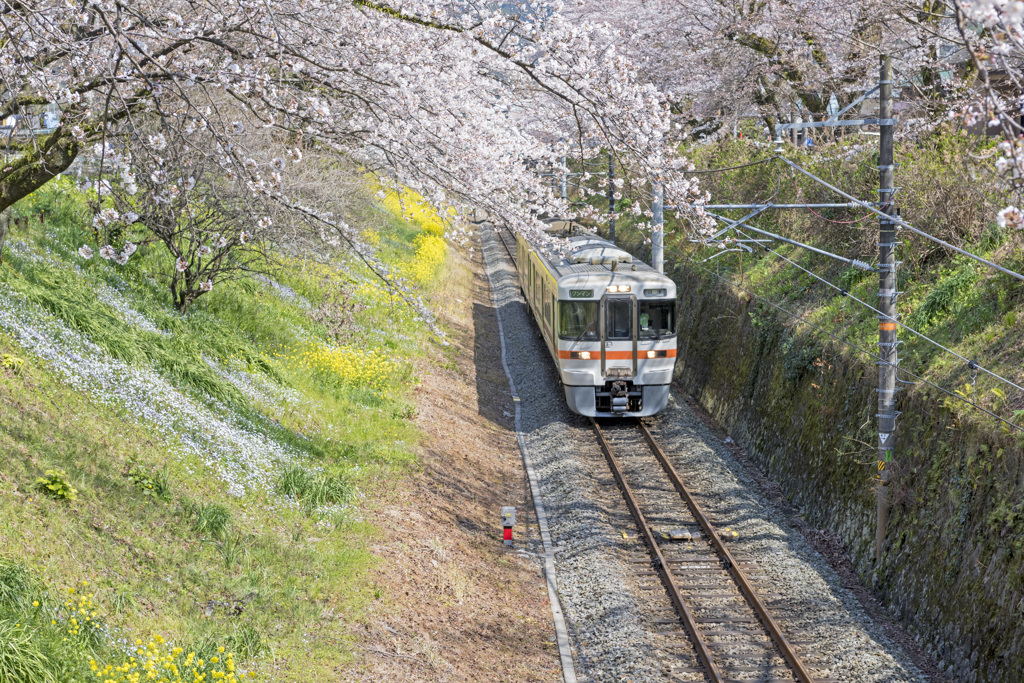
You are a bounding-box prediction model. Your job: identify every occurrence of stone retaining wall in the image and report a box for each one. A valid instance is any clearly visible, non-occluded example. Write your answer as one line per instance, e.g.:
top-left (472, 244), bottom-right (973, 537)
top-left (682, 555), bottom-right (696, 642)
top-left (669, 263), bottom-right (1024, 683)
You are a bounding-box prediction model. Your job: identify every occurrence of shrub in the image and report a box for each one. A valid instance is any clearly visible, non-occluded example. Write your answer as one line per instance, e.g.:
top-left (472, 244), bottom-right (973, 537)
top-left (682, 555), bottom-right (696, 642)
top-left (186, 502), bottom-right (232, 540)
top-left (0, 620), bottom-right (53, 683)
top-left (276, 465), bottom-right (354, 514)
top-left (0, 559), bottom-right (35, 610)
top-left (125, 461), bottom-right (171, 501)
top-left (34, 469), bottom-right (77, 501)
top-left (1, 353), bottom-right (24, 374)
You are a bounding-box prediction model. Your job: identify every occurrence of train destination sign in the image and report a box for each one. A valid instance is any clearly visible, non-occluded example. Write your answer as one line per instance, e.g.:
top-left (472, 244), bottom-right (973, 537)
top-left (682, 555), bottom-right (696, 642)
top-left (569, 289), bottom-right (594, 298)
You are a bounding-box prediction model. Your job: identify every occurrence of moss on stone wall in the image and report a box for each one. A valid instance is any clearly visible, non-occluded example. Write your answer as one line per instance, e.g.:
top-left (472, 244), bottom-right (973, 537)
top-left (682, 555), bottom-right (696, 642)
top-left (669, 262), bottom-right (1024, 682)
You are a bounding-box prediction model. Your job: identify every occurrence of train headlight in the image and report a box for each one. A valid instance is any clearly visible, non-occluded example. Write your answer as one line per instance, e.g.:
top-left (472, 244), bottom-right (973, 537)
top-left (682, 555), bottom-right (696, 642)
top-left (606, 285), bottom-right (631, 293)
top-left (569, 351), bottom-right (591, 360)
top-left (644, 350), bottom-right (668, 359)
top-left (647, 350), bottom-right (656, 359)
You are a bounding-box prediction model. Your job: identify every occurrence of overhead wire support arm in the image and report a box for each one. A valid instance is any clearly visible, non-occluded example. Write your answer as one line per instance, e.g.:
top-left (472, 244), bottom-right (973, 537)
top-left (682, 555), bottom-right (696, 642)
top-left (684, 255), bottom-right (1024, 435)
top-left (779, 156), bottom-right (1024, 284)
top-left (730, 226), bottom-right (1024, 395)
top-left (706, 211), bottom-right (874, 271)
top-left (776, 118), bottom-right (897, 134)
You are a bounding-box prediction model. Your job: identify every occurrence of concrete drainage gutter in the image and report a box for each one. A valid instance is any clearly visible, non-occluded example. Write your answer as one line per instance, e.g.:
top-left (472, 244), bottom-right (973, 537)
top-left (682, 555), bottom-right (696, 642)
top-left (480, 221), bottom-right (577, 683)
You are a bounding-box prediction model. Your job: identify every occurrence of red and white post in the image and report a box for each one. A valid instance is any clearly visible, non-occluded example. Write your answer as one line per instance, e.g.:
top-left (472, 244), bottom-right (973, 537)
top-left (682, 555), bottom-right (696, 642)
top-left (501, 506), bottom-right (516, 546)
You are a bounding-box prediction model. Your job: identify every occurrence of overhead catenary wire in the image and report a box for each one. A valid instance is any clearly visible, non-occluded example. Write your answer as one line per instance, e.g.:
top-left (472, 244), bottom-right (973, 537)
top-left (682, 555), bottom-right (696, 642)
top-left (728, 226), bottom-right (1024, 396)
top-left (791, 175), bottom-right (877, 225)
top-left (780, 157), bottom-right (1024, 284)
top-left (685, 157), bottom-right (779, 174)
top-left (682, 253), bottom-right (1024, 434)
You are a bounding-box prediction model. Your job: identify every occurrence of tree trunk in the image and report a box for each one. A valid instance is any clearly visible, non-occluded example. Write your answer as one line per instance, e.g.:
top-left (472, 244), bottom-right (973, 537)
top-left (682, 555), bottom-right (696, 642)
top-left (0, 207), bottom-right (9, 262)
top-left (0, 129), bottom-right (80, 214)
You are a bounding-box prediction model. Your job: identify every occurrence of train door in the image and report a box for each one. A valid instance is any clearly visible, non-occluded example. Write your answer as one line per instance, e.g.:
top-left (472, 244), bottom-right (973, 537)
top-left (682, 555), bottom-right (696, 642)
top-left (600, 295), bottom-right (637, 376)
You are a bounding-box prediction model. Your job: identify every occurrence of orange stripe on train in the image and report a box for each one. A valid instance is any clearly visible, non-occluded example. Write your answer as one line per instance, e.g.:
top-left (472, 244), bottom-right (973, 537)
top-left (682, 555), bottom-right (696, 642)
top-left (557, 349), bottom-right (677, 360)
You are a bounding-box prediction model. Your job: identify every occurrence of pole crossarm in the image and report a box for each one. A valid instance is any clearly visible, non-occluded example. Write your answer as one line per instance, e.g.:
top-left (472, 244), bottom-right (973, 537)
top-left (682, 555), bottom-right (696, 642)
top-left (826, 85), bottom-right (880, 122)
top-left (679, 202), bottom-right (874, 210)
top-left (709, 206), bottom-right (771, 240)
top-left (775, 118), bottom-right (896, 134)
top-left (780, 157), bottom-right (1024, 284)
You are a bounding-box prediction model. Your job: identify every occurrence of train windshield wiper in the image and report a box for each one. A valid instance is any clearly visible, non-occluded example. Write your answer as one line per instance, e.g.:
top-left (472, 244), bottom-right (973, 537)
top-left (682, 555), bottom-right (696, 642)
top-left (574, 320), bottom-right (596, 343)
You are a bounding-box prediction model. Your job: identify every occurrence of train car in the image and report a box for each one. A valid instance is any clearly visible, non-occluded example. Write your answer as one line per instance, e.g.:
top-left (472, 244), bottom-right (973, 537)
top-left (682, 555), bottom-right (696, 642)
top-left (514, 225), bottom-right (677, 417)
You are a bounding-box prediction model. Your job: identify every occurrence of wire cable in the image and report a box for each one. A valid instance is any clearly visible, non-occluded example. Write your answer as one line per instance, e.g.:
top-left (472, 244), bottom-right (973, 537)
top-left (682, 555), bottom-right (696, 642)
top-left (791, 175), bottom-right (877, 225)
top-left (731, 229), bottom-right (1024, 396)
top-left (681, 252), bottom-right (1024, 434)
top-left (780, 157), bottom-right (1024, 284)
top-left (685, 156), bottom-right (779, 175)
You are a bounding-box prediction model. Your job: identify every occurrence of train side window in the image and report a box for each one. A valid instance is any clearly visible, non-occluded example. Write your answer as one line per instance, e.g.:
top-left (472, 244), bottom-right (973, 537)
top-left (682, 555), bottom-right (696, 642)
top-left (550, 294), bottom-right (556, 329)
top-left (638, 301), bottom-right (676, 338)
top-left (543, 297), bottom-right (551, 329)
top-left (559, 301), bottom-right (598, 340)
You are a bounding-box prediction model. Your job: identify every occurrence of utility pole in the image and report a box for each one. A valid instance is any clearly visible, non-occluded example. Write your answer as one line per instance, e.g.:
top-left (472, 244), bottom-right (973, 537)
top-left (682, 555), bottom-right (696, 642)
top-left (875, 55), bottom-right (897, 563)
top-left (652, 179), bottom-right (664, 273)
top-left (608, 152), bottom-right (616, 244)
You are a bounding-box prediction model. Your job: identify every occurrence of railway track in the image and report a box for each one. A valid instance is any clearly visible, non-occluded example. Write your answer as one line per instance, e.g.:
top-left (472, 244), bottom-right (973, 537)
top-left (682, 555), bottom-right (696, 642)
top-left (495, 224), bottom-right (517, 265)
top-left (591, 417), bottom-right (838, 683)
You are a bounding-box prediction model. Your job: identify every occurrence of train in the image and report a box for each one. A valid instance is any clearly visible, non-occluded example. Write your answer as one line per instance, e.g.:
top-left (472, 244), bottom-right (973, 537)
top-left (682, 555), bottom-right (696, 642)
top-left (513, 223), bottom-right (678, 417)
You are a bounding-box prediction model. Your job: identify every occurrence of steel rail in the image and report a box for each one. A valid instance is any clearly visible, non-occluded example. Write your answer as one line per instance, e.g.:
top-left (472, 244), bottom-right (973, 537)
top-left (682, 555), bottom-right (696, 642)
top-left (637, 419), bottom-right (816, 683)
top-left (589, 418), bottom-right (725, 683)
top-left (495, 226), bottom-right (518, 266)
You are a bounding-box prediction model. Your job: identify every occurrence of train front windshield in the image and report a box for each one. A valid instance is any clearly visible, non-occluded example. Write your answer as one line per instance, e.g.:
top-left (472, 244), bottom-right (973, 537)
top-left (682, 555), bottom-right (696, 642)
top-left (639, 301), bottom-right (675, 338)
top-left (559, 301), bottom-right (598, 340)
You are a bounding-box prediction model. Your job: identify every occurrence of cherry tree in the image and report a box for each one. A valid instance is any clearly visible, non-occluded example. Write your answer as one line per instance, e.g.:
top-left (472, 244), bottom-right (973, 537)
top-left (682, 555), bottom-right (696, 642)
top-left (953, 0), bottom-right (1024, 230)
top-left (569, 0), bottom-right (965, 136)
top-left (0, 0), bottom-right (712, 294)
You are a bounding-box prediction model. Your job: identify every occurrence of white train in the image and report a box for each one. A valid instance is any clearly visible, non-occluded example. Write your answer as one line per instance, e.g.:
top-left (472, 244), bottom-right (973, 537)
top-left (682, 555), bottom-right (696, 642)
top-left (513, 225), bottom-right (677, 417)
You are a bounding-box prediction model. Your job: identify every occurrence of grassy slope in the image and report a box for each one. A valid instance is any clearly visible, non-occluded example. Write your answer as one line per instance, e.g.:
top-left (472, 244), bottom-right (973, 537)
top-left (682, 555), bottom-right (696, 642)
top-left (0, 180), bottom-right (452, 681)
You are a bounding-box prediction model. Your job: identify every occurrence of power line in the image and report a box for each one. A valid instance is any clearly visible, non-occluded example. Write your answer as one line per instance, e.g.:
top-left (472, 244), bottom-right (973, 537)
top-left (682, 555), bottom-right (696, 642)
top-left (685, 157), bottom-right (778, 175)
top-left (728, 228), bottom-right (1024, 396)
top-left (780, 157), bottom-right (1024, 284)
top-left (681, 252), bottom-right (1024, 434)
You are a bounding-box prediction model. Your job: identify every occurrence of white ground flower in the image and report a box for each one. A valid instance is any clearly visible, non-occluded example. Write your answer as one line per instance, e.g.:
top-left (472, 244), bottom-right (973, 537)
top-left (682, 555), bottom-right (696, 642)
top-left (0, 284), bottom-right (300, 496)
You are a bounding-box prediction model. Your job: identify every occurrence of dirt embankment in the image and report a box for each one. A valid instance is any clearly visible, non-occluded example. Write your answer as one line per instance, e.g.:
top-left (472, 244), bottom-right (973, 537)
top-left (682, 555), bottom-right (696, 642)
top-left (341, 241), bottom-right (561, 682)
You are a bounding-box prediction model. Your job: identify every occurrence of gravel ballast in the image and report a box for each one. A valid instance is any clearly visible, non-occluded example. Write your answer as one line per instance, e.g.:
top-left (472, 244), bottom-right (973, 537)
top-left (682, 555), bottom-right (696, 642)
top-left (480, 224), bottom-right (928, 683)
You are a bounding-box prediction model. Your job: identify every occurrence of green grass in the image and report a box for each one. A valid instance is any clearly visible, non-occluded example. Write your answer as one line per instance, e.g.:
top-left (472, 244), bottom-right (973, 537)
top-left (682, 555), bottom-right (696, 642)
top-left (0, 175), bottom-right (457, 680)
